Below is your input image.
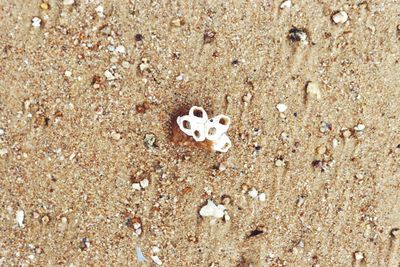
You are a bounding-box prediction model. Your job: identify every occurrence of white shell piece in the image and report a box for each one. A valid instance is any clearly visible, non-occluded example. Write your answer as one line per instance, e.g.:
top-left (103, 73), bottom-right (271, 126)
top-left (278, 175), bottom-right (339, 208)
top-left (176, 115), bottom-right (193, 136)
top-left (188, 106), bottom-right (208, 123)
top-left (199, 200), bottom-right (225, 218)
top-left (205, 115), bottom-right (231, 141)
top-left (213, 133), bottom-right (232, 153)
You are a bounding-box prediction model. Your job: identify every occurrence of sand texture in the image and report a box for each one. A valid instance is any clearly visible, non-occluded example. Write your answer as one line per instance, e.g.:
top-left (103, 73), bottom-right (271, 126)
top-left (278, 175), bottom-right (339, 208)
top-left (1, 0), bottom-right (400, 266)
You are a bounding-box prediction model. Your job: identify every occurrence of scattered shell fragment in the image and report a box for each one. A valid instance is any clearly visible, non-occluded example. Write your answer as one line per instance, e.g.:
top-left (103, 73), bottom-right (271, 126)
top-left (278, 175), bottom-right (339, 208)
top-left (276, 103), bottom-right (287, 113)
top-left (354, 124), bottom-right (365, 132)
top-left (63, 0), bottom-right (75, 5)
top-left (16, 210), bottom-right (24, 228)
top-left (248, 188), bottom-right (258, 199)
top-left (258, 193), bottom-right (266, 202)
top-left (354, 251), bottom-right (364, 261)
top-left (115, 45), bottom-right (126, 54)
top-left (332, 11), bottom-right (348, 24)
top-left (0, 148), bottom-right (8, 156)
top-left (199, 200), bottom-right (225, 218)
top-left (280, 0), bottom-right (291, 9)
top-left (306, 82), bottom-right (321, 100)
top-left (275, 159), bottom-right (286, 167)
top-left (151, 255), bottom-right (162, 265)
top-left (32, 17), bottom-right (41, 28)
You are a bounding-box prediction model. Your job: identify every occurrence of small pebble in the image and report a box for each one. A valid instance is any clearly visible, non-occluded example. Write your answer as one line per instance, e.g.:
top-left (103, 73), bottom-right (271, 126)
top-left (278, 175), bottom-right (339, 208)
top-left (275, 159), bottom-right (285, 167)
top-left (111, 132), bottom-right (121, 140)
top-left (151, 255), bottom-right (162, 265)
top-left (40, 3), bottom-right (49, 10)
top-left (0, 128), bottom-right (4, 135)
top-left (242, 92), bottom-right (252, 104)
top-left (280, 0), bottom-right (291, 9)
top-left (317, 146), bottom-right (326, 155)
top-left (140, 178), bottom-right (149, 188)
top-left (115, 45), bottom-right (126, 54)
top-left (16, 210), bottom-right (24, 228)
top-left (332, 11), bottom-right (348, 24)
top-left (121, 61), bottom-right (131, 69)
top-left (248, 188), bottom-right (258, 199)
top-left (306, 82), bottom-right (321, 100)
top-left (32, 17), bottom-right (41, 28)
top-left (64, 70), bottom-right (72, 77)
top-left (342, 129), bottom-right (352, 138)
top-left (95, 6), bottom-right (105, 18)
top-left (132, 183), bottom-right (141, 191)
top-left (0, 148), bottom-right (8, 156)
top-left (104, 69), bottom-right (115, 80)
top-left (258, 193), bottom-right (266, 202)
top-left (354, 124), bottom-right (365, 132)
top-left (63, 0), bottom-right (74, 5)
top-left (354, 251), bottom-right (364, 261)
top-left (171, 18), bottom-right (184, 27)
top-left (276, 103), bottom-right (287, 113)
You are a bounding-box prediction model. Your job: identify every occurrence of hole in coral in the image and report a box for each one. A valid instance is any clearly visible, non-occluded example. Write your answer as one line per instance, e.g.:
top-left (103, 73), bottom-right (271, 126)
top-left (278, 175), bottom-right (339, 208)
top-left (208, 127), bottom-right (217, 136)
top-left (219, 117), bottom-right (228, 125)
top-left (221, 142), bottom-right (230, 150)
top-left (193, 109), bottom-right (204, 118)
top-left (183, 120), bottom-right (191, 129)
top-left (194, 130), bottom-right (200, 138)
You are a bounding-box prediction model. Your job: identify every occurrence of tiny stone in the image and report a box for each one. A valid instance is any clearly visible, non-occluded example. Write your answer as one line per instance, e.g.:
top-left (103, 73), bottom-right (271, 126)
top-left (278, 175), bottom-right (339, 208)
top-left (242, 92), bottom-right (252, 103)
top-left (171, 18), bottom-right (184, 27)
top-left (297, 196), bottom-right (305, 206)
top-left (151, 246), bottom-right (160, 254)
top-left (107, 45), bottom-right (115, 52)
top-left (144, 133), bottom-right (156, 149)
top-left (342, 129), bottom-right (352, 138)
top-left (0, 128), bottom-right (4, 135)
top-left (133, 222), bottom-right (141, 229)
top-left (354, 251), bottom-right (364, 261)
top-left (275, 159), bottom-right (285, 167)
top-left (140, 178), bottom-right (149, 188)
top-left (40, 3), bottom-right (49, 10)
top-left (317, 146), bottom-right (326, 155)
top-left (64, 70), bottom-right (72, 77)
top-left (95, 6), bottom-right (105, 17)
top-left (218, 163), bottom-right (226, 172)
top-left (354, 124), bottom-right (365, 132)
top-left (104, 69), bottom-right (115, 80)
top-left (0, 148), bottom-right (8, 156)
top-left (258, 193), bottom-right (266, 202)
top-left (332, 11), bottom-right (348, 24)
top-left (355, 173), bottom-right (364, 179)
top-left (115, 45), bottom-right (126, 54)
top-left (121, 61), bottom-right (131, 69)
top-left (248, 188), bottom-right (258, 199)
top-left (32, 17), bottom-right (41, 28)
top-left (132, 183), bottom-right (141, 190)
top-left (16, 210), bottom-right (24, 228)
top-left (111, 132), bottom-right (121, 140)
top-left (332, 138), bottom-right (339, 148)
top-left (63, 0), bottom-right (74, 5)
top-left (276, 103), bottom-right (287, 113)
top-left (280, 0), bottom-right (291, 9)
top-left (306, 82), bottom-right (321, 100)
top-left (151, 255), bottom-right (162, 265)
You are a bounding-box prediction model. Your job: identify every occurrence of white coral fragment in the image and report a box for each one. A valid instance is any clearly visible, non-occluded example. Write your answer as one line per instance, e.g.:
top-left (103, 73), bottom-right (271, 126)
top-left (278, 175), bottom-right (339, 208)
top-left (199, 200), bottom-right (225, 218)
top-left (177, 106), bottom-right (232, 152)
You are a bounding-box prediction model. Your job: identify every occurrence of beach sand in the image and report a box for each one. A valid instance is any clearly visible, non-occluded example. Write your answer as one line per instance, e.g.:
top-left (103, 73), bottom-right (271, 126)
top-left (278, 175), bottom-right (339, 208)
top-left (1, 1), bottom-right (399, 266)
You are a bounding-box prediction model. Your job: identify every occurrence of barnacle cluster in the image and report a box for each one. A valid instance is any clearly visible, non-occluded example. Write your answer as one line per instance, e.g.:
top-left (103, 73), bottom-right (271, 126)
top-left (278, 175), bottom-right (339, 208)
top-left (176, 106), bottom-right (232, 152)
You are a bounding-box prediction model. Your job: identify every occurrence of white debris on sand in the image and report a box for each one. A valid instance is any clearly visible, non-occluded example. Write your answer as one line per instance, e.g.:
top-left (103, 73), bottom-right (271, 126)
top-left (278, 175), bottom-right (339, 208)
top-left (63, 0), bottom-right (75, 5)
top-left (32, 17), bottom-right (41, 28)
top-left (280, 0), bottom-right (291, 9)
top-left (135, 246), bottom-right (146, 262)
top-left (151, 255), bottom-right (162, 265)
top-left (332, 11), bottom-right (348, 24)
top-left (199, 200), bottom-right (225, 218)
top-left (306, 82), bottom-right (321, 100)
top-left (16, 210), bottom-right (24, 228)
top-left (276, 103), bottom-right (287, 113)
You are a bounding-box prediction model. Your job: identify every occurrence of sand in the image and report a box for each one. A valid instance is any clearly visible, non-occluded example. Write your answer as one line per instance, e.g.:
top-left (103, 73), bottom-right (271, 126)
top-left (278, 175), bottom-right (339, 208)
top-left (1, 0), bottom-right (400, 266)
